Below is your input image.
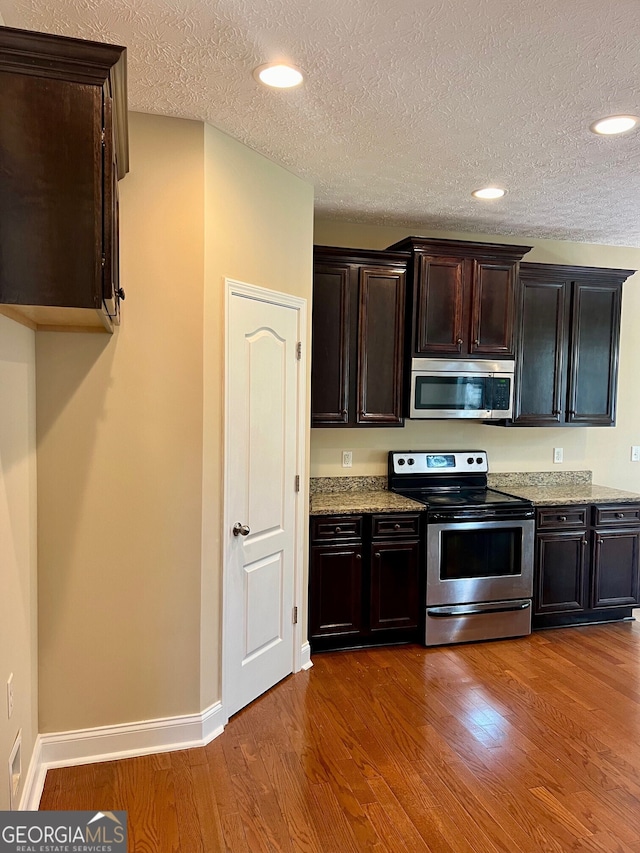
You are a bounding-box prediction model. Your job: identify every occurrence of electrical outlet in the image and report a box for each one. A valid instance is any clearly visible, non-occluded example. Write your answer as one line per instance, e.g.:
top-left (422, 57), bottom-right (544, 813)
top-left (7, 674), bottom-right (13, 720)
top-left (632, 446), bottom-right (640, 462)
top-left (553, 447), bottom-right (563, 464)
top-left (342, 450), bottom-right (353, 468)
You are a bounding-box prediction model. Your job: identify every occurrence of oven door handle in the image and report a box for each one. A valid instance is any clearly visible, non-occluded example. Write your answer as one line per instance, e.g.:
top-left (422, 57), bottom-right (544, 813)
top-left (428, 600), bottom-right (531, 618)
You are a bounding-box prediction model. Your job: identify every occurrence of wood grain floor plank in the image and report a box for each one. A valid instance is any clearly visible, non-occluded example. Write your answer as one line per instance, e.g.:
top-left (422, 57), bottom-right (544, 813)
top-left (39, 623), bottom-right (640, 852)
top-left (116, 758), bottom-right (180, 853)
top-left (188, 762), bottom-right (228, 852)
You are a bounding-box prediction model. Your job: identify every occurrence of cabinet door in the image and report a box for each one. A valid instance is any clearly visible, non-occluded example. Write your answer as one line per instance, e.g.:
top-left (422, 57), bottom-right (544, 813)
top-left (101, 89), bottom-right (122, 323)
top-left (414, 255), bottom-right (466, 355)
top-left (356, 266), bottom-right (405, 425)
top-left (469, 260), bottom-right (518, 356)
top-left (567, 282), bottom-right (622, 426)
top-left (0, 70), bottom-right (103, 308)
top-left (534, 531), bottom-right (588, 614)
top-left (592, 529), bottom-right (640, 608)
top-left (311, 264), bottom-right (350, 425)
top-left (309, 544), bottom-right (363, 638)
top-left (513, 277), bottom-right (569, 425)
top-left (370, 541), bottom-right (420, 631)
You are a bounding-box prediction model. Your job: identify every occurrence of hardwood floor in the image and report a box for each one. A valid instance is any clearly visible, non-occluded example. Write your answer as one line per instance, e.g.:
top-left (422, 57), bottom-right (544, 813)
top-left (41, 622), bottom-right (640, 852)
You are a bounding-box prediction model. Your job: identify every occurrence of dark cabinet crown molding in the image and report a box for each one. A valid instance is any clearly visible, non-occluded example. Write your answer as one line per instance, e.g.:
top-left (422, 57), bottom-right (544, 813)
top-left (0, 25), bottom-right (129, 178)
top-left (520, 262), bottom-right (635, 284)
top-left (387, 236), bottom-right (532, 261)
top-left (314, 244), bottom-right (410, 267)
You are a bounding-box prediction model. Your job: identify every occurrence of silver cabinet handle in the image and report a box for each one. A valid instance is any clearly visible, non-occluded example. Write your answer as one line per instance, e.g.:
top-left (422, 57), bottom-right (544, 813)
top-left (233, 522), bottom-right (251, 537)
top-left (616, 512), bottom-right (625, 519)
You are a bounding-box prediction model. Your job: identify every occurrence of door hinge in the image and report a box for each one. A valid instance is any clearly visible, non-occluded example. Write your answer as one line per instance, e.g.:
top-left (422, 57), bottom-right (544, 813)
top-left (292, 606), bottom-right (298, 624)
top-left (101, 253), bottom-right (106, 269)
top-left (296, 341), bottom-right (302, 360)
top-left (295, 474), bottom-right (300, 492)
top-left (101, 129), bottom-right (106, 146)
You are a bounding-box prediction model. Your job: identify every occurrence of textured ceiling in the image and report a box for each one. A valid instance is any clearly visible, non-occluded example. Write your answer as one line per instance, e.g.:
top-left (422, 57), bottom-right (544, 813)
top-left (2, 0), bottom-right (640, 246)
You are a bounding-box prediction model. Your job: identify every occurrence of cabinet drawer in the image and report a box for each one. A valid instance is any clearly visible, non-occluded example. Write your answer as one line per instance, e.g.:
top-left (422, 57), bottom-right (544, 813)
top-left (536, 506), bottom-right (587, 529)
top-left (593, 505), bottom-right (640, 527)
top-left (371, 513), bottom-right (420, 539)
top-left (311, 515), bottom-right (363, 542)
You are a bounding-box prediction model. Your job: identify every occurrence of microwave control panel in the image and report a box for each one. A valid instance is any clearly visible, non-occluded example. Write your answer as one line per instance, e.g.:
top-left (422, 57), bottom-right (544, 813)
top-left (492, 377), bottom-right (512, 411)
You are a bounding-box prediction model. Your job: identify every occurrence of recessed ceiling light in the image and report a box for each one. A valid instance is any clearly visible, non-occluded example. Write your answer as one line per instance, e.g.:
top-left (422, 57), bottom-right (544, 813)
top-left (472, 187), bottom-right (506, 200)
top-left (590, 115), bottom-right (638, 136)
top-left (254, 63), bottom-right (304, 89)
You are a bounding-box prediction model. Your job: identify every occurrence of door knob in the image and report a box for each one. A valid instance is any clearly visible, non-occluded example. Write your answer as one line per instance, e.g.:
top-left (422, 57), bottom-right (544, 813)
top-left (233, 522), bottom-right (251, 537)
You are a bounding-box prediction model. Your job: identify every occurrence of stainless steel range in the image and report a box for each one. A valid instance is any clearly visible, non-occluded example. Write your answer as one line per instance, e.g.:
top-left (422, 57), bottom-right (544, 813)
top-left (388, 450), bottom-right (535, 646)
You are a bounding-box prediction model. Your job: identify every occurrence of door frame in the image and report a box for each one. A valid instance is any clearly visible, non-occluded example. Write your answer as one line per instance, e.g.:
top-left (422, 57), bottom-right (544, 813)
top-left (222, 278), bottom-right (308, 723)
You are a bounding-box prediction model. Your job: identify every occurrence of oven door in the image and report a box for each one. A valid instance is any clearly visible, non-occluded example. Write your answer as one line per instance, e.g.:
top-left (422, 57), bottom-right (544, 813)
top-left (426, 518), bottom-right (534, 606)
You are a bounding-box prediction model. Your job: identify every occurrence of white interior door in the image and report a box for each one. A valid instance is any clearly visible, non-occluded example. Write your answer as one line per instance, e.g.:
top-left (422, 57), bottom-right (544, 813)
top-left (224, 280), bottom-right (305, 718)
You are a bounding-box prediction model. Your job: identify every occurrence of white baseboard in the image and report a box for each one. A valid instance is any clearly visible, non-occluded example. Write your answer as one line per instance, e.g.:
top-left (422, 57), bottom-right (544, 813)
top-left (300, 641), bottom-right (313, 670)
top-left (19, 735), bottom-right (44, 811)
top-left (19, 702), bottom-right (225, 810)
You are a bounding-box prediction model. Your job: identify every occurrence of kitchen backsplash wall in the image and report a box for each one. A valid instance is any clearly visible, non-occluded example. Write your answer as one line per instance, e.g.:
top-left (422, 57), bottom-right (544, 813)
top-left (312, 219), bottom-right (640, 493)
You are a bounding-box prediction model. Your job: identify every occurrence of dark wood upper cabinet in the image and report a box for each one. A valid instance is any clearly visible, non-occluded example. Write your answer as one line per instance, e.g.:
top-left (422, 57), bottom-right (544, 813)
top-left (311, 263), bottom-right (350, 424)
top-left (0, 27), bottom-right (129, 333)
top-left (513, 264), bottom-right (633, 426)
top-left (311, 246), bottom-right (408, 428)
top-left (357, 266), bottom-right (405, 425)
top-left (387, 237), bottom-right (531, 358)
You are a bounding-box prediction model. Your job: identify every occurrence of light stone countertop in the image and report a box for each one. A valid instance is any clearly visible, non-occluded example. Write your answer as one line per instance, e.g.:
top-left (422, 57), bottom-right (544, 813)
top-left (488, 470), bottom-right (640, 506)
top-left (309, 489), bottom-right (425, 516)
top-left (309, 471), bottom-right (640, 515)
top-left (492, 483), bottom-right (640, 506)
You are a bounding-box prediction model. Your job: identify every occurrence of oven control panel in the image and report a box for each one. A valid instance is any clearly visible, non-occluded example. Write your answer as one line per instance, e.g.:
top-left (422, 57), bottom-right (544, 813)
top-left (390, 451), bottom-right (488, 474)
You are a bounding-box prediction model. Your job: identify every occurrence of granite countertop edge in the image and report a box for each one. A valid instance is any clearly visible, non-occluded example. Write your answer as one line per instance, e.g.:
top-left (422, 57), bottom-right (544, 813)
top-left (309, 490), bottom-right (425, 516)
top-left (309, 472), bottom-right (640, 514)
top-left (495, 484), bottom-right (640, 507)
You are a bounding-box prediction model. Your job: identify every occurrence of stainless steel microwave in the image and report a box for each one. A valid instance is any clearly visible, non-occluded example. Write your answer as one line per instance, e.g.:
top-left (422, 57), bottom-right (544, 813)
top-left (409, 358), bottom-right (514, 419)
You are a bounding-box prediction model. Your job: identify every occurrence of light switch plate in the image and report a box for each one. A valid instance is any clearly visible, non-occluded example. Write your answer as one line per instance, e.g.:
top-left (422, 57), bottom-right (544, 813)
top-left (632, 446), bottom-right (640, 462)
top-left (553, 448), bottom-right (563, 464)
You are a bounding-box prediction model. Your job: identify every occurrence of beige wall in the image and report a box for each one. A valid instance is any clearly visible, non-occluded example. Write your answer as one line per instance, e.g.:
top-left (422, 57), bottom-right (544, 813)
top-left (313, 220), bottom-right (640, 493)
top-left (37, 113), bottom-right (205, 731)
top-left (201, 125), bottom-right (314, 706)
top-left (0, 315), bottom-right (37, 808)
top-left (35, 112), bottom-right (313, 734)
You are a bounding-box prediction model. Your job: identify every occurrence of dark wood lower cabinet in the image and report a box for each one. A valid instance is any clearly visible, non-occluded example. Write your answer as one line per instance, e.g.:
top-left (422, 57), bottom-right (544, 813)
top-left (370, 541), bottom-right (419, 631)
top-left (535, 530), bottom-right (588, 613)
top-left (309, 513), bottom-right (422, 651)
top-left (533, 503), bottom-right (640, 629)
top-left (309, 544), bottom-right (363, 638)
top-left (592, 528), bottom-right (640, 608)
